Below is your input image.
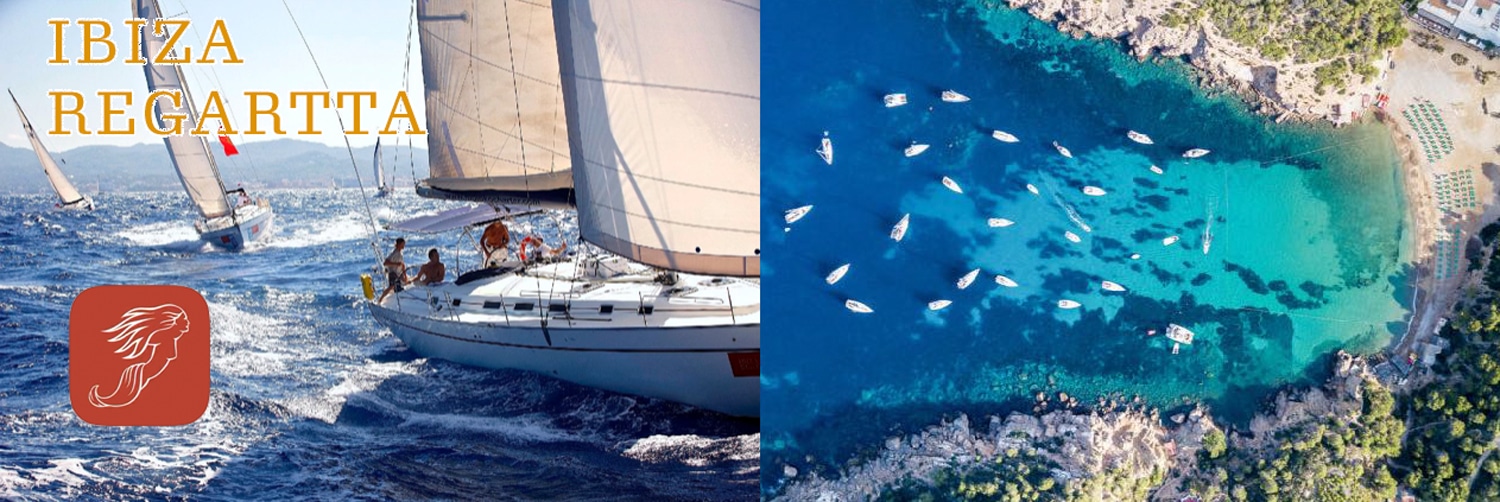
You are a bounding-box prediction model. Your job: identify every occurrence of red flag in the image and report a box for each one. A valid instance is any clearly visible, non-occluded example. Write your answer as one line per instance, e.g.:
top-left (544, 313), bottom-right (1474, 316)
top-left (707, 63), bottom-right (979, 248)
top-left (217, 131), bottom-right (239, 156)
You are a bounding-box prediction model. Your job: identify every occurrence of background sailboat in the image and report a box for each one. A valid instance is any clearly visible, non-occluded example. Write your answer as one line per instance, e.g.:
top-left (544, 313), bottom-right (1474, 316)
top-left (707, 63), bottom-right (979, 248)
top-left (135, 0), bottom-right (273, 250)
top-left (373, 139), bottom-right (394, 197)
top-left (8, 90), bottom-right (93, 211)
top-left (365, 0), bottom-right (761, 417)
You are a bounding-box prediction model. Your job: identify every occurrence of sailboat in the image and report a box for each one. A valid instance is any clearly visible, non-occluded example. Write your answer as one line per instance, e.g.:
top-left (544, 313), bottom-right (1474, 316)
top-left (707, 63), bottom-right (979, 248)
top-left (846, 299), bottom-right (874, 313)
top-left (366, 0), bottom-right (759, 417)
top-left (941, 176), bottom-right (963, 194)
top-left (884, 93), bottom-right (908, 107)
top-left (825, 264), bottom-right (850, 285)
top-left (941, 90), bottom-right (970, 103)
top-left (927, 300), bottom-right (952, 311)
top-left (373, 138), bottom-right (394, 198)
top-left (1052, 141), bottom-right (1073, 159)
top-left (994, 275), bottom-right (1018, 287)
top-left (904, 142), bottom-right (930, 157)
top-left (9, 90), bottom-right (93, 211)
top-left (956, 268), bottom-right (980, 289)
top-left (785, 205), bottom-right (813, 224)
top-left (818, 131), bottom-right (834, 165)
top-left (987, 218), bottom-right (1014, 228)
top-left (1126, 130), bottom-right (1153, 145)
top-left (1182, 148), bottom-right (1211, 158)
top-left (991, 130), bottom-right (1019, 143)
top-left (1081, 186), bottom-right (1106, 196)
top-left (135, 0), bottom-right (272, 250)
top-left (1203, 206), bottom-right (1214, 255)
top-left (891, 213), bottom-right (910, 242)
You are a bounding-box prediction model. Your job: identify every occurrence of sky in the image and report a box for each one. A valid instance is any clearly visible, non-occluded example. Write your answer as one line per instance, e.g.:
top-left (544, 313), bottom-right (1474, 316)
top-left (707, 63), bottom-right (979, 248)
top-left (0, 0), bottom-right (424, 150)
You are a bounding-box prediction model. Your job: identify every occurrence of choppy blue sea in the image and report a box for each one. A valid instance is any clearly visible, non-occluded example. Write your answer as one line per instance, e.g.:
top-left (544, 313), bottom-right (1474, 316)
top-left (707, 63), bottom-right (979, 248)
top-left (762, 0), bottom-right (1412, 489)
top-left (0, 189), bottom-right (758, 500)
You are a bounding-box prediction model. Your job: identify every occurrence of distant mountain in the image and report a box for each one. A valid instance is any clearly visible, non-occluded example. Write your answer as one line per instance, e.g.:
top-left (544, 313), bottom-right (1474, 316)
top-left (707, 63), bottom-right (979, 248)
top-left (0, 138), bottom-right (429, 194)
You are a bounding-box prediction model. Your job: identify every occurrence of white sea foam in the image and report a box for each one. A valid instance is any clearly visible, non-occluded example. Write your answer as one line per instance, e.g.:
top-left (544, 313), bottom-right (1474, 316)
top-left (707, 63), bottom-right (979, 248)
top-left (621, 433), bottom-right (760, 467)
top-left (115, 221), bottom-right (201, 247)
top-left (266, 210), bottom-right (371, 249)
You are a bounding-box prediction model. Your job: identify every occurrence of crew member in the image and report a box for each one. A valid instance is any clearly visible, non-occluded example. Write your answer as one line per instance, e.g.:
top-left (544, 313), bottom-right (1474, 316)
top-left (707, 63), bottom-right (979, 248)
top-left (480, 220), bottom-right (511, 268)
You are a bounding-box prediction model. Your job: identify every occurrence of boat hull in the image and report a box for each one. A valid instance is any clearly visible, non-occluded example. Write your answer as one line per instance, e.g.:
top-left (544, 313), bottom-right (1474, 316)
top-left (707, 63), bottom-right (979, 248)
top-left (58, 195), bottom-right (94, 211)
top-left (200, 207), bottom-right (274, 251)
top-left (368, 301), bottom-right (761, 417)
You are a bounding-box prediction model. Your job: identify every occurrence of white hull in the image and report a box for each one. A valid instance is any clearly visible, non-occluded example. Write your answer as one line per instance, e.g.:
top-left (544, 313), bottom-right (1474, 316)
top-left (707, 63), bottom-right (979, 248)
top-left (1182, 148), bottom-right (1210, 158)
top-left (941, 90), bottom-right (969, 103)
top-left (1052, 141), bottom-right (1072, 159)
top-left (1057, 300), bottom-right (1081, 309)
top-left (994, 275), bottom-right (1018, 288)
top-left (825, 263), bottom-right (850, 285)
top-left (941, 176), bottom-right (963, 194)
top-left (198, 204), bottom-right (274, 251)
top-left (1026, 184), bottom-right (1039, 195)
top-left (956, 269), bottom-right (980, 289)
top-left (991, 130), bottom-right (1019, 143)
top-left (927, 300), bottom-right (952, 311)
top-left (845, 299), bottom-right (873, 313)
top-left (905, 144), bottom-right (930, 157)
top-left (1162, 235), bottom-right (1180, 246)
top-left (1126, 130), bottom-right (1153, 145)
top-left (1064, 231), bottom-right (1081, 243)
top-left (58, 195), bottom-right (95, 211)
top-left (987, 218), bottom-right (1014, 228)
top-left (891, 214), bottom-right (910, 242)
top-left (1149, 165), bottom-right (1164, 175)
top-left (784, 205), bottom-right (813, 224)
top-left (1082, 186), bottom-right (1106, 196)
top-left (368, 259), bottom-right (761, 417)
top-left (884, 93), bottom-right (908, 107)
top-left (818, 137), bottom-right (833, 165)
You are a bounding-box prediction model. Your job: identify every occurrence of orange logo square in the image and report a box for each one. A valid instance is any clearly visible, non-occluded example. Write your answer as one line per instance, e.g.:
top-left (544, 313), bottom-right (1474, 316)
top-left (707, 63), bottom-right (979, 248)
top-left (69, 285), bottom-right (210, 426)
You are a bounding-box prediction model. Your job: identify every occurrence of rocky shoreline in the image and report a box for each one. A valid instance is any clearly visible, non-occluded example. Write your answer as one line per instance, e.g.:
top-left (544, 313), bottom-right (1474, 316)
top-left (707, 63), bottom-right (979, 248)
top-left (771, 351), bottom-right (1380, 500)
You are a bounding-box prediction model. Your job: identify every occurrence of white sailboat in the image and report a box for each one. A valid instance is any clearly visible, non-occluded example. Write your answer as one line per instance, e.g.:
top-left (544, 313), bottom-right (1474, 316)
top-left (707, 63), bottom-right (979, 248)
top-left (1101, 281), bottom-right (1126, 292)
top-left (1057, 299), bottom-right (1081, 309)
top-left (891, 213), bottom-right (910, 242)
top-left (1064, 231), bottom-right (1081, 243)
top-left (956, 268), bottom-right (980, 289)
top-left (941, 176), bottom-right (963, 194)
top-left (991, 130), bottom-right (1019, 143)
top-left (1162, 235), bottom-right (1180, 246)
top-left (1081, 186), bottom-right (1106, 196)
top-left (1126, 130), bottom-right (1154, 145)
top-left (941, 90), bottom-right (970, 103)
top-left (1149, 165), bottom-right (1164, 175)
top-left (1182, 148), bottom-right (1211, 158)
top-left (1052, 141), bottom-right (1073, 159)
top-left (367, 0), bottom-right (760, 417)
top-left (987, 218), bottom-right (1014, 228)
top-left (825, 264), bottom-right (850, 285)
top-left (785, 205), bottom-right (813, 224)
top-left (904, 142), bottom-right (930, 158)
top-left (9, 90), bottom-right (94, 211)
top-left (1026, 183), bottom-right (1040, 195)
top-left (846, 299), bottom-right (874, 313)
top-left (994, 275), bottom-right (1018, 288)
top-left (135, 0), bottom-right (272, 250)
top-left (1203, 211), bottom-right (1214, 255)
top-left (373, 138), bottom-right (394, 198)
top-left (884, 93), bottom-right (908, 107)
top-left (927, 300), bottom-right (952, 311)
top-left (822, 131), bottom-right (834, 164)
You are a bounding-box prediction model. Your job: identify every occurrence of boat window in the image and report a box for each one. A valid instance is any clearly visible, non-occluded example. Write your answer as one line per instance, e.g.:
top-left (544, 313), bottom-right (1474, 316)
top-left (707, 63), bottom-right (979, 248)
top-left (514, 303), bottom-right (534, 311)
top-left (482, 301), bottom-right (503, 309)
top-left (549, 304), bottom-right (567, 313)
top-left (639, 305), bottom-right (654, 315)
top-left (451, 299), bottom-right (461, 307)
top-left (599, 305), bottom-right (614, 314)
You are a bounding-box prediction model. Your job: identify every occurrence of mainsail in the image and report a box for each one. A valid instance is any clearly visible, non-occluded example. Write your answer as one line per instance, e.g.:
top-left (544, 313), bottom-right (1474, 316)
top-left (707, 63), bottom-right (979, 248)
top-left (415, 0), bottom-right (573, 207)
top-left (553, 0), bottom-right (761, 277)
top-left (374, 138), bottom-right (386, 191)
top-left (135, 0), bottom-right (232, 219)
top-left (8, 90), bottom-right (86, 205)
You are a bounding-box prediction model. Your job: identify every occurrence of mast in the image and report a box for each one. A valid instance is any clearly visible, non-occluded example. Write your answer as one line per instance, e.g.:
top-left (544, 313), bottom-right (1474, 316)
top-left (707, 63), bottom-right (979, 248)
top-left (135, 0), bottom-right (233, 220)
top-left (8, 90), bottom-right (87, 205)
top-left (552, 0), bottom-right (761, 277)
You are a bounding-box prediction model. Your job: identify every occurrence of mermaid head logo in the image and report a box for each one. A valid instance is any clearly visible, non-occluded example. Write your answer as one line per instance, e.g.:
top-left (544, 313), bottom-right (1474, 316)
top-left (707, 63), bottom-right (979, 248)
top-left (71, 286), bottom-right (210, 426)
top-left (88, 304), bottom-right (191, 408)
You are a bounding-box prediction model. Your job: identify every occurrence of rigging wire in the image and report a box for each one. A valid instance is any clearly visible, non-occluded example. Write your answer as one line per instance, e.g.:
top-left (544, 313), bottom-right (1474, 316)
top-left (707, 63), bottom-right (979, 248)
top-left (173, 0), bottom-right (260, 175)
top-left (279, 0), bottom-right (384, 265)
top-left (403, 0), bottom-right (420, 186)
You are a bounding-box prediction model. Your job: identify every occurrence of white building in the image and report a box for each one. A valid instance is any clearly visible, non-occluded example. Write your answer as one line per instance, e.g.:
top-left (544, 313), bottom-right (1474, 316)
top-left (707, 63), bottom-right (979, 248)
top-left (1419, 0), bottom-right (1500, 47)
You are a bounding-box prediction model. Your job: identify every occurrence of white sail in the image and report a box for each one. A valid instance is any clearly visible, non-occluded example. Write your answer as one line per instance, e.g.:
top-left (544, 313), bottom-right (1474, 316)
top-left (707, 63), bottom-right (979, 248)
top-left (135, 0), bottom-right (231, 219)
top-left (374, 138), bottom-right (387, 191)
top-left (8, 90), bottom-right (86, 205)
top-left (416, 0), bottom-right (573, 206)
top-left (554, 0), bottom-right (760, 276)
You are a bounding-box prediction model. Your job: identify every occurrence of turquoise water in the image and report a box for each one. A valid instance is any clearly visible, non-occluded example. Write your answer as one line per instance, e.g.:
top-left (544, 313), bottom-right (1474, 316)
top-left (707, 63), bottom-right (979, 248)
top-left (762, 0), bottom-right (1412, 481)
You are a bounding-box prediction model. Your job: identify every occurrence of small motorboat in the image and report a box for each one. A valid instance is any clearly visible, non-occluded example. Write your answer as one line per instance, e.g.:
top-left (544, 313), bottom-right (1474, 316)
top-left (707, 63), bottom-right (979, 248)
top-left (987, 218), bottom-right (1015, 228)
top-left (884, 93), bottom-right (908, 108)
top-left (818, 132), bottom-right (833, 165)
top-left (1057, 299), bottom-right (1081, 309)
top-left (1064, 231), bottom-right (1081, 243)
top-left (905, 143), bottom-right (930, 157)
top-left (826, 264), bottom-right (850, 285)
top-left (1101, 281), bottom-right (1126, 292)
top-left (1166, 323), bottom-right (1195, 345)
top-left (1162, 235), bottom-right (1180, 246)
top-left (1082, 186), bottom-right (1107, 196)
top-left (1052, 141), bottom-right (1073, 159)
top-left (928, 300), bottom-right (953, 311)
top-left (941, 176), bottom-right (963, 194)
top-left (941, 90), bottom-right (970, 103)
top-left (1126, 130), bottom-right (1154, 145)
top-left (1182, 148), bottom-right (1210, 159)
top-left (991, 130), bottom-right (1019, 143)
top-left (1149, 165), bottom-right (1164, 175)
top-left (994, 275), bottom-right (1018, 288)
top-left (956, 268), bottom-right (981, 290)
top-left (1026, 184), bottom-right (1040, 195)
top-left (845, 299), bottom-right (874, 314)
top-left (785, 205), bottom-right (813, 224)
top-left (891, 213), bottom-right (910, 242)
top-left (1130, 253), bottom-right (1141, 260)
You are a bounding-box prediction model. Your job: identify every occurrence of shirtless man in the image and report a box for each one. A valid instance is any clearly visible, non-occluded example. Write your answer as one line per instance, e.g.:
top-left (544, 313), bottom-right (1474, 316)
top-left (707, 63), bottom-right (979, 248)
top-left (408, 249), bottom-right (447, 286)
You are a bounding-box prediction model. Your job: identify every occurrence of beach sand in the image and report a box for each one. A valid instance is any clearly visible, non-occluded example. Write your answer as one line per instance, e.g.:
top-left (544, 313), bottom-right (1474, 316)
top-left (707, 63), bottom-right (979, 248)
top-left (1381, 24), bottom-right (1500, 360)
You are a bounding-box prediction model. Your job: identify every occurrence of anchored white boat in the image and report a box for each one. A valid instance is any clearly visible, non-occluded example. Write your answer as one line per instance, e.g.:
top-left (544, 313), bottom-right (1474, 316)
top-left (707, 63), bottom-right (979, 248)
top-left (1166, 323), bottom-right (1195, 345)
top-left (1126, 130), bottom-right (1154, 145)
top-left (1026, 183), bottom-right (1040, 195)
top-left (1057, 299), bottom-right (1081, 309)
top-left (941, 176), bottom-right (963, 194)
top-left (994, 275), bottom-right (1018, 288)
top-left (1182, 148), bottom-right (1210, 158)
top-left (1082, 186), bottom-right (1106, 196)
top-left (1064, 231), bottom-right (1081, 243)
top-left (1203, 220), bottom-right (1214, 255)
top-left (1130, 253), bottom-right (1141, 260)
top-left (988, 218), bottom-right (1015, 228)
top-left (927, 300), bottom-right (952, 311)
top-left (905, 143), bottom-right (930, 157)
top-left (1149, 165), bottom-right (1164, 175)
top-left (846, 299), bottom-right (874, 313)
top-left (825, 264), bottom-right (850, 285)
top-left (884, 93), bottom-right (908, 107)
top-left (373, 138), bottom-right (395, 198)
top-left (956, 268), bottom-right (980, 289)
top-left (891, 213), bottom-right (911, 242)
top-left (818, 131), bottom-right (834, 165)
top-left (368, 0), bottom-right (760, 417)
top-left (991, 130), bottom-right (1019, 143)
top-left (136, 0), bottom-right (273, 250)
top-left (1101, 281), bottom-right (1126, 292)
top-left (9, 90), bottom-right (94, 211)
top-left (785, 205), bottom-right (813, 224)
top-left (941, 90), bottom-right (970, 103)
top-left (1162, 235), bottom-right (1180, 246)
top-left (1052, 141), bottom-right (1073, 159)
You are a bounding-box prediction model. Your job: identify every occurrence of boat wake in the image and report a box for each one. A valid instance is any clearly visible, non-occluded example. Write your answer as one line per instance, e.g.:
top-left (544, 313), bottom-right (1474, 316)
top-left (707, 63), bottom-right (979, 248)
top-left (114, 221), bottom-right (202, 248)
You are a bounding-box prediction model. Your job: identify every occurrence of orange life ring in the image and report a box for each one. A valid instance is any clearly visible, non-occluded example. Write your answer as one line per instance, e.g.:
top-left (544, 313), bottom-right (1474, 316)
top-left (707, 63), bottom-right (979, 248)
top-left (518, 235), bottom-right (543, 262)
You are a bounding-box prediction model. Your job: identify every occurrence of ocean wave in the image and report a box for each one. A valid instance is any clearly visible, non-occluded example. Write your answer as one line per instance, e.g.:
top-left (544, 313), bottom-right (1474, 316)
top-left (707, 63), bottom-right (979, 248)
top-left (621, 433), bottom-right (761, 467)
